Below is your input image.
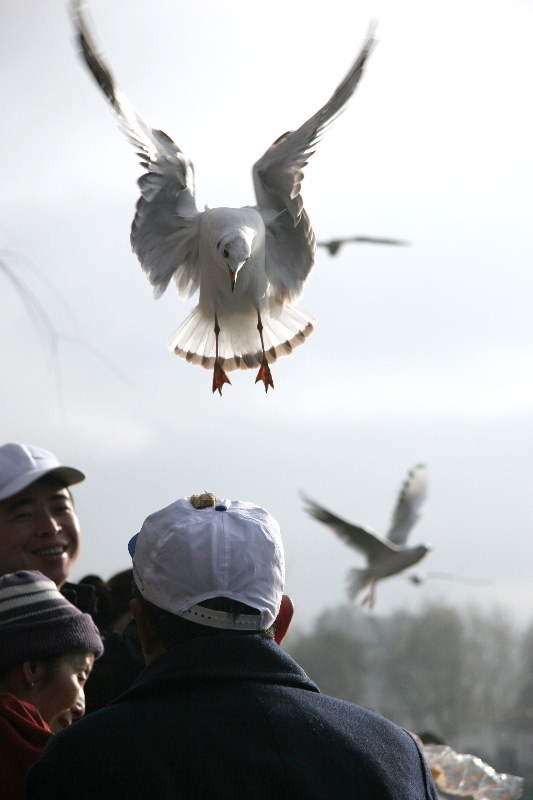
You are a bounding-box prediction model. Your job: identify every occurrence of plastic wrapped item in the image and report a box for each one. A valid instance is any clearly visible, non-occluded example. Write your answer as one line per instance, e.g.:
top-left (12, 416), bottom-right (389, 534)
top-left (422, 744), bottom-right (523, 800)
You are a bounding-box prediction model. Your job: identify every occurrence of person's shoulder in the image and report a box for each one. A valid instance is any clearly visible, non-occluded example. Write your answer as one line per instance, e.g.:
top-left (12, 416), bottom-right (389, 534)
top-left (306, 696), bottom-right (436, 796)
top-left (28, 701), bottom-right (122, 777)
top-left (49, 705), bottom-right (110, 745)
top-left (287, 687), bottom-right (421, 749)
top-left (26, 697), bottom-right (144, 799)
top-left (25, 715), bottom-right (91, 800)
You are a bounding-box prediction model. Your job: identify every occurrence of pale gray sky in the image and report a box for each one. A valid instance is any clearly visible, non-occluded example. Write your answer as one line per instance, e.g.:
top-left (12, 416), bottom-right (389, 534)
top-left (1, 0), bottom-right (532, 627)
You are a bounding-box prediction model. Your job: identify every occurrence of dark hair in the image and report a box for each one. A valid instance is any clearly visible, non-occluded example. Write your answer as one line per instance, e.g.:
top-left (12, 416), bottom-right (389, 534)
top-left (0, 653), bottom-right (64, 687)
top-left (38, 653), bottom-right (65, 684)
top-left (107, 569), bottom-right (135, 610)
top-left (35, 474), bottom-right (73, 499)
top-left (133, 585), bottom-right (275, 650)
top-left (80, 569), bottom-right (134, 631)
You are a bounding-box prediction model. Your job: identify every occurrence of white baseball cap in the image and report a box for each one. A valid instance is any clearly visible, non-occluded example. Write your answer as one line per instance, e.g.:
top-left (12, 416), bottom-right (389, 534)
top-left (0, 443), bottom-right (85, 502)
top-left (129, 496), bottom-right (285, 631)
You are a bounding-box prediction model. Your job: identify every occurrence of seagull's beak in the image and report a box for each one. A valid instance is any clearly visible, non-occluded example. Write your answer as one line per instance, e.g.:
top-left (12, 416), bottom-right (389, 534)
top-left (228, 268), bottom-right (236, 292)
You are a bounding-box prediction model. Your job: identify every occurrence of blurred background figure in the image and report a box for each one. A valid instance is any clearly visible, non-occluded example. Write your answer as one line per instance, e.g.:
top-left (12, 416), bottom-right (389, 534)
top-left (80, 569), bottom-right (144, 714)
top-left (80, 568), bottom-right (134, 634)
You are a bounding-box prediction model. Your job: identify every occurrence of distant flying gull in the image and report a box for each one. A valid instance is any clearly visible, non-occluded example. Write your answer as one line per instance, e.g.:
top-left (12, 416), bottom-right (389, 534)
top-left (408, 571), bottom-right (489, 586)
top-left (303, 464), bottom-right (430, 608)
top-left (72, 3), bottom-right (376, 394)
top-left (317, 236), bottom-right (409, 256)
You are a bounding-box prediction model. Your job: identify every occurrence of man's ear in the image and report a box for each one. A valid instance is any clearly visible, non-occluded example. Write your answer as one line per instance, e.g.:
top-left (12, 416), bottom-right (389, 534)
top-left (273, 595), bottom-right (294, 645)
top-left (130, 598), bottom-right (166, 665)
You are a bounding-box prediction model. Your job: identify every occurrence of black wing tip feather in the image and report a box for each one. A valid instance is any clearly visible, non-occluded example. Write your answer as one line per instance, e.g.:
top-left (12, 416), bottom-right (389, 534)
top-left (362, 20), bottom-right (379, 57)
top-left (402, 464), bottom-right (427, 487)
top-left (301, 492), bottom-right (336, 525)
top-left (394, 464), bottom-right (427, 513)
top-left (71, 0), bottom-right (119, 109)
top-left (300, 491), bottom-right (320, 517)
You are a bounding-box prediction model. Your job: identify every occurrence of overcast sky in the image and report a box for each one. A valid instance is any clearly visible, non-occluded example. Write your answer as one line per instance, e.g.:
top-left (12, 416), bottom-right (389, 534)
top-left (1, 0), bottom-right (532, 629)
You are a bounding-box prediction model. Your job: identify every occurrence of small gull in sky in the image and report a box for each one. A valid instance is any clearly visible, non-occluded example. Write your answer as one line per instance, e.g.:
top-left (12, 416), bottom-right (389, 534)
top-left (72, 2), bottom-right (376, 393)
top-left (408, 570), bottom-right (489, 586)
top-left (303, 464), bottom-right (430, 608)
top-left (317, 236), bottom-right (409, 256)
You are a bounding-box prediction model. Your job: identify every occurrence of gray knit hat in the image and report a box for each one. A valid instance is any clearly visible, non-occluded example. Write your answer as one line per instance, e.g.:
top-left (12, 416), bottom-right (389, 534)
top-left (0, 571), bottom-right (104, 669)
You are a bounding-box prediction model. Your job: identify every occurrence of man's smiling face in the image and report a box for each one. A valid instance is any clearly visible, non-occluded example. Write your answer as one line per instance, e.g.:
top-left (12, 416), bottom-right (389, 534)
top-left (0, 475), bottom-right (81, 586)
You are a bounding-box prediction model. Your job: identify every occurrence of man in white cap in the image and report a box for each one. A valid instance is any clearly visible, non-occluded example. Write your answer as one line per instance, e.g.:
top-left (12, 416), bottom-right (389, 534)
top-left (27, 493), bottom-right (438, 800)
top-left (0, 443), bottom-right (85, 590)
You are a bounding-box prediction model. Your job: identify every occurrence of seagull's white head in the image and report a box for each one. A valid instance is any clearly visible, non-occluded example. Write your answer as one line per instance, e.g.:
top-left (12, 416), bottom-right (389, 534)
top-left (404, 543), bottom-right (432, 570)
top-left (215, 226), bottom-right (256, 292)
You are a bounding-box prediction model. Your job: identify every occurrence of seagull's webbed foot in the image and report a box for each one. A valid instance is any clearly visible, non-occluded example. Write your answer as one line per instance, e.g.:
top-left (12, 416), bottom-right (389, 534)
top-left (212, 360), bottom-right (231, 395)
top-left (361, 580), bottom-right (377, 609)
top-left (255, 358), bottom-right (274, 393)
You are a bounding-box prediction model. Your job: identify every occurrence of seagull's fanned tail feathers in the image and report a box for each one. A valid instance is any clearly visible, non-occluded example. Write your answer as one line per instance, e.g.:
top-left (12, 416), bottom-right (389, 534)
top-left (168, 305), bottom-right (314, 372)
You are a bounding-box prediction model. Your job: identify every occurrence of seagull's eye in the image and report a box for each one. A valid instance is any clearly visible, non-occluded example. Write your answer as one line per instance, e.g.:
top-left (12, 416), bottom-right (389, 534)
top-left (222, 249), bottom-right (229, 258)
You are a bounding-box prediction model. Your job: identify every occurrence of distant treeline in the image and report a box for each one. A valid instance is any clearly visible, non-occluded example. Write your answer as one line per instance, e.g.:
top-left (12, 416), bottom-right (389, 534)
top-left (284, 602), bottom-right (533, 798)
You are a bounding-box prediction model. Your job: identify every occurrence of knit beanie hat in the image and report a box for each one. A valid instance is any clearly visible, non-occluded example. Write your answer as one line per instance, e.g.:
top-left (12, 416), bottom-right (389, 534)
top-left (0, 571), bottom-right (104, 670)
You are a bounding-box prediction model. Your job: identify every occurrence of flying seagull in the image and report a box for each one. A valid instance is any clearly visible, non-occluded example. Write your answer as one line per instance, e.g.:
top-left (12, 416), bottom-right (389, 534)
top-left (72, 3), bottom-right (376, 394)
top-left (303, 464), bottom-right (430, 608)
top-left (408, 571), bottom-right (489, 586)
top-left (317, 236), bottom-right (409, 256)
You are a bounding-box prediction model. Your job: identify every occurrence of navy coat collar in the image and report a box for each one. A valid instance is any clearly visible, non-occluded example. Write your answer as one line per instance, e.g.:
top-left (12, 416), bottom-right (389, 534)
top-left (112, 634), bottom-right (320, 702)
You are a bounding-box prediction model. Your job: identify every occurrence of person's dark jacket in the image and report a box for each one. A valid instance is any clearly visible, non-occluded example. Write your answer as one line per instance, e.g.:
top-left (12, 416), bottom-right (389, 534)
top-left (84, 620), bottom-right (145, 713)
top-left (26, 634), bottom-right (438, 800)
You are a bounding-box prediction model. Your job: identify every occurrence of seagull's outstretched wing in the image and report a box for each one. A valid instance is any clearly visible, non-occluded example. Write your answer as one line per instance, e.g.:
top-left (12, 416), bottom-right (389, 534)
top-left (72, 1), bottom-right (201, 300)
top-left (387, 464), bottom-right (427, 546)
top-left (302, 493), bottom-right (397, 561)
top-left (317, 236), bottom-right (409, 256)
top-left (253, 30), bottom-right (376, 304)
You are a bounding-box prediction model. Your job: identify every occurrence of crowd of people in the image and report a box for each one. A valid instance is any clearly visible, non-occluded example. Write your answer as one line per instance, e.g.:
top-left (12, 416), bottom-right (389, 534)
top-left (0, 441), bottom-right (439, 799)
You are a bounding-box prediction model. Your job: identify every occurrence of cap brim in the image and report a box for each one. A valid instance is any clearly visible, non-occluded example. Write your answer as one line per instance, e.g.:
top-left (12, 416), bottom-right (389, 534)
top-left (0, 465), bottom-right (86, 502)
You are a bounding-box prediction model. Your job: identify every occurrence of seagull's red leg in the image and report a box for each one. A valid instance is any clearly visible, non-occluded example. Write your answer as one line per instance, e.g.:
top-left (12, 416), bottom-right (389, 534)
top-left (361, 580), bottom-right (377, 609)
top-left (212, 315), bottom-right (231, 395)
top-left (368, 580), bottom-right (377, 609)
top-left (255, 311), bottom-right (274, 392)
